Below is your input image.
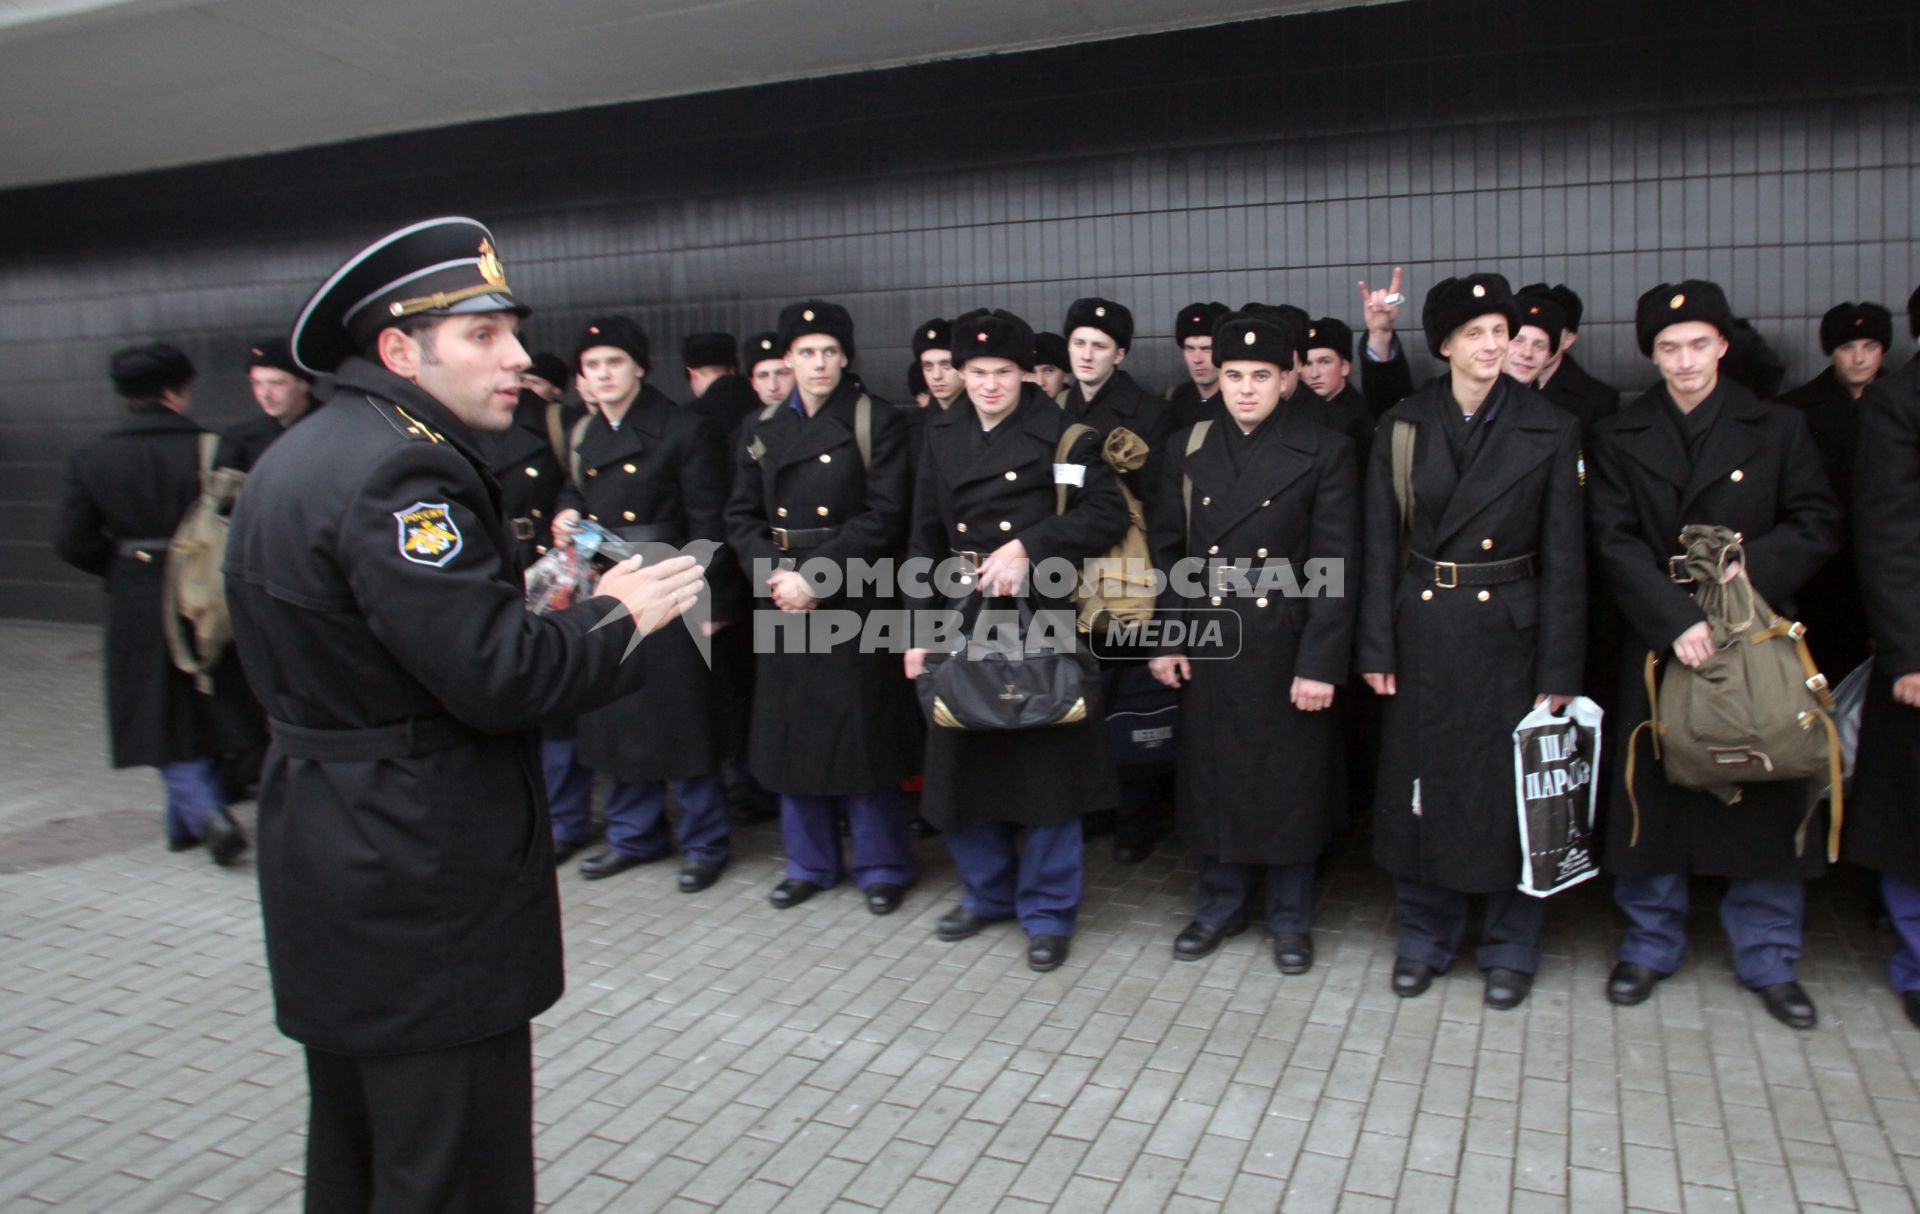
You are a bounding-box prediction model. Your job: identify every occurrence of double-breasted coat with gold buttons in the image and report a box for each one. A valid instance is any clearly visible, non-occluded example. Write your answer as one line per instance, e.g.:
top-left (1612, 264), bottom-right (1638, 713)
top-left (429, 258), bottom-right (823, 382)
top-left (483, 394), bottom-right (572, 575)
top-left (724, 380), bottom-right (921, 794)
top-left (909, 387), bottom-right (1129, 830)
top-left (1357, 377), bottom-right (1587, 892)
top-left (1146, 402), bottom-right (1360, 865)
top-left (1588, 380), bottom-right (1840, 880)
top-left (556, 384), bottom-right (740, 780)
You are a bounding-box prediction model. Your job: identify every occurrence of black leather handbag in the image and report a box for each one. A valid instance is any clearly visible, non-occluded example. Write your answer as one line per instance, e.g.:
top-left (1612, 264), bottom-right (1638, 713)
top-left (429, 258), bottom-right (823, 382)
top-left (917, 600), bottom-right (1094, 731)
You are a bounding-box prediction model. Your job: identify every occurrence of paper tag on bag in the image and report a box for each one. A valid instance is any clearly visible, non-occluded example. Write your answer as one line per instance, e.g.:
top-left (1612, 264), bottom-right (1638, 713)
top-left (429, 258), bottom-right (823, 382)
top-left (1053, 463), bottom-right (1086, 487)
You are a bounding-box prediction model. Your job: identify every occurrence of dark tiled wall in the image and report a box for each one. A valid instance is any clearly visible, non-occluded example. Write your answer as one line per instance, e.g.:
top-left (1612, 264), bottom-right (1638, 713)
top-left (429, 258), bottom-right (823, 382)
top-left (4, 0), bottom-right (1917, 622)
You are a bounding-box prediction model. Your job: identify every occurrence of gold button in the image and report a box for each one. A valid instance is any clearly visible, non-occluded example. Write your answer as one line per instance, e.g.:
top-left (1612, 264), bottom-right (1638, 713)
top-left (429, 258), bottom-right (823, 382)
top-left (960, 575), bottom-right (973, 584)
top-left (524, 466), bottom-right (539, 477)
top-left (1210, 596), bottom-right (1223, 606)
top-left (1480, 538), bottom-right (1493, 550)
top-left (957, 523), bottom-right (968, 533)
top-left (1477, 590), bottom-right (1492, 602)
top-left (134, 550), bottom-right (153, 563)
top-left (817, 506), bottom-right (831, 517)
top-left (1420, 589), bottom-right (1433, 601)
top-left (1004, 470), bottom-right (1018, 480)
top-left (1255, 597), bottom-right (1269, 608)
top-left (532, 509), bottom-right (543, 519)
top-left (406, 427), bottom-right (420, 435)
top-left (588, 514), bottom-right (599, 521)
top-left (537, 545), bottom-right (547, 554)
top-left (820, 453), bottom-right (832, 463)
top-left (1261, 499), bottom-right (1271, 507)
top-left (1208, 545), bottom-right (1220, 555)
top-left (776, 507), bottom-right (789, 518)
top-left (624, 463), bottom-right (637, 474)
top-left (587, 468), bottom-right (598, 477)
top-left (623, 510), bottom-right (637, 522)
top-left (1731, 469), bottom-right (1744, 482)
top-left (998, 520), bottom-right (1012, 531)
top-left (1202, 496), bottom-right (1211, 506)
top-left (1256, 547), bottom-right (1268, 558)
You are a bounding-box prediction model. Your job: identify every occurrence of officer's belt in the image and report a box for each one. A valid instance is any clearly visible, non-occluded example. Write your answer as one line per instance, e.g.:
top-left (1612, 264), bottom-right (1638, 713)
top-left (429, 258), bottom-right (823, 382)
top-left (1406, 551), bottom-right (1537, 588)
top-left (771, 525), bottom-right (838, 552)
top-left (269, 715), bottom-right (480, 762)
top-left (115, 537), bottom-right (171, 557)
top-left (1208, 561), bottom-right (1289, 596)
top-left (613, 522), bottom-right (685, 545)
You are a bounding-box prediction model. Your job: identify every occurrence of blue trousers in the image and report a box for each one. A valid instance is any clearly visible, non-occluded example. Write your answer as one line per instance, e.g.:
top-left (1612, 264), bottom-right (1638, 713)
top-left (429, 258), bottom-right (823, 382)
top-left (1196, 858), bottom-right (1316, 935)
top-left (1881, 874), bottom-right (1920, 995)
top-left (160, 757), bottom-right (224, 843)
top-left (1613, 873), bottom-right (1804, 989)
top-left (944, 819), bottom-right (1084, 938)
top-left (1394, 877), bottom-right (1545, 975)
top-left (541, 739), bottom-right (594, 846)
top-left (781, 791), bottom-right (916, 890)
top-left (604, 775), bottom-right (730, 864)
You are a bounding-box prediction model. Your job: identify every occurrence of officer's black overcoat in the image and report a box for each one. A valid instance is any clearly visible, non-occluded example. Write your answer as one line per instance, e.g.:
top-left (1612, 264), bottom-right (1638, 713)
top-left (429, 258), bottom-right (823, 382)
top-left (54, 406), bottom-right (263, 768)
top-left (1147, 402), bottom-right (1360, 865)
top-left (723, 380), bottom-right (921, 794)
top-left (1357, 377), bottom-right (1587, 892)
top-left (224, 358), bottom-right (651, 1056)
top-left (910, 388), bottom-right (1128, 830)
top-left (1587, 380), bottom-right (1842, 880)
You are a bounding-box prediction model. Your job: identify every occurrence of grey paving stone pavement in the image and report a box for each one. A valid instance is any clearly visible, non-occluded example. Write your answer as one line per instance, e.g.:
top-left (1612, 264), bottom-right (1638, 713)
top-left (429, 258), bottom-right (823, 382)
top-left (4, 620), bottom-right (1919, 1212)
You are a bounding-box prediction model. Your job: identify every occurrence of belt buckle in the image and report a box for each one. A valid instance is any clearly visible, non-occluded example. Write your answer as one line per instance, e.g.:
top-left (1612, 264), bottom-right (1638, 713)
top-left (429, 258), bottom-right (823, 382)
top-left (952, 549), bottom-right (983, 573)
top-left (1431, 560), bottom-right (1459, 590)
top-left (771, 526), bottom-right (791, 552)
top-left (1211, 564), bottom-right (1247, 596)
top-left (511, 518), bottom-right (536, 541)
top-left (1667, 555), bottom-right (1693, 583)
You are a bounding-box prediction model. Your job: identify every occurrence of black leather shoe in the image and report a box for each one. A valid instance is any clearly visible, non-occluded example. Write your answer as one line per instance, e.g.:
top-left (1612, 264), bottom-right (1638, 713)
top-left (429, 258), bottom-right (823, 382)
top-left (167, 834), bottom-right (199, 853)
top-left (1484, 967), bottom-right (1534, 1010)
top-left (1392, 957), bottom-right (1436, 998)
top-left (552, 839), bottom-right (586, 866)
top-left (1273, 933), bottom-right (1314, 975)
top-left (203, 812), bottom-right (248, 867)
top-left (1028, 935), bottom-right (1071, 972)
top-left (678, 860), bottom-right (725, 893)
top-left (1173, 918), bottom-right (1247, 961)
top-left (579, 849), bottom-right (661, 880)
top-left (1757, 981), bottom-right (1817, 1030)
top-left (936, 906), bottom-right (1006, 941)
top-left (1113, 841), bottom-right (1155, 864)
top-left (769, 878), bottom-right (825, 908)
top-left (1903, 991), bottom-right (1920, 1031)
top-left (1605, 961), bottom-right (1668, 1007)
top-left (908, 816), bottom-right (942, 839)
top-left (864, 883), bottom-right (905, 915)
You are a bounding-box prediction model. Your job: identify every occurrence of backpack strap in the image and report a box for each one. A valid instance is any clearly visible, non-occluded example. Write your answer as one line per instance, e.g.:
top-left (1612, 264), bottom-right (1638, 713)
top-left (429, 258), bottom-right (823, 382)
top-left (566, 414), bottom-right (594, 493)
top-left (196, 431), bottom-right (220, 487)
top-left (1390, 417), bottom-right (1416, 568)
top-left (854, 393), bottom-right (873, 472)
top-left (1180, 419), bottom-right (1213, 530)
top-left (544, 403), bottom-right (568, 466)
top-left (1053, 423), bottom-right (1097, 515)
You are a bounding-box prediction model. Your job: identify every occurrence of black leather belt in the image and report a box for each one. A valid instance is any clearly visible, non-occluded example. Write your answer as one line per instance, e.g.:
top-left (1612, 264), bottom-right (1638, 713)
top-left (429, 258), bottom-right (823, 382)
top-left (772, 525), bottom-right (838, 552)
top-left (1407, 551), bottom-right (1537, 588)
top-left (269, 715), bottom-right (480, 762)
top-left (613, 522), bottom-right (685, 544)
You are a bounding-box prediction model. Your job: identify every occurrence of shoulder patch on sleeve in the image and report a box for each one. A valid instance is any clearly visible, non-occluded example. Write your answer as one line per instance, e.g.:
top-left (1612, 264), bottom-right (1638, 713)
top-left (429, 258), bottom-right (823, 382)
top-left (1576, 450), bottom-right (1587, 486)
top-left (394, 501), bottom-right (463, 566)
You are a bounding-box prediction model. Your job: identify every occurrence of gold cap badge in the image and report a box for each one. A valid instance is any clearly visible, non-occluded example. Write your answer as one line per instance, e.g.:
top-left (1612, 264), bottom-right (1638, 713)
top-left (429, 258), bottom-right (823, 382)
top-left (1670, 294), bottom-right (1686, 309)
top-left (476, 239), bottom-right (506, 289)
top-left (1243, 331), bottom-right (1257, 346)
top-left (1094, 306), bottom-right (1106, 317)
top-left (803, 309), bottom-right (815, 322)
top-left (1471, 284), bottom-right (1486, 298)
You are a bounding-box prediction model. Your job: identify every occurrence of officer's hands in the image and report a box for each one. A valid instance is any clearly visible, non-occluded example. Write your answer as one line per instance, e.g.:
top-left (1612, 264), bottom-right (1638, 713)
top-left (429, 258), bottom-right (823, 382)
top-left (1356, 266), bottom-right (1404, 359)
top-left (1292, 677), bottom-right (1336, 712)
top-left (1535, 693), bottom-right (1575, 713)
top-left (977, 540), bottom-right (1030, 597)
top-left (905, 648), bottom-right (929, 680)
top-left (1149, 655), bottom-right (1191, 688)
top-left (1362, 672), bottom-right (1397, 696)
top-left (552, 509), bottom-right (583, 544)
top-left (596, 554), bottom-right (705, 637)
top-left (767, 568), bottom-right (818, 613)
top-left (1895, 674), bottom-right (1920, 708)
top-left (1672, 621), bottom-right (1716, 669)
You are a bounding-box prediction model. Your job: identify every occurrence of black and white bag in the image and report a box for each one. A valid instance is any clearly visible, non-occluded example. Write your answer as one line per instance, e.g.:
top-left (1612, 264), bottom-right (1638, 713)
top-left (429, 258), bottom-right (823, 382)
top-left (1512, 697), bottom-right (1604, 898)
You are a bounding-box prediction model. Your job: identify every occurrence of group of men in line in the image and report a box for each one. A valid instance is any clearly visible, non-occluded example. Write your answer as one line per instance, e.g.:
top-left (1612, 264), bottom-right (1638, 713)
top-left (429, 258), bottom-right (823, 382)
top-left (53, 212), bottom-right (1920, 1210)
